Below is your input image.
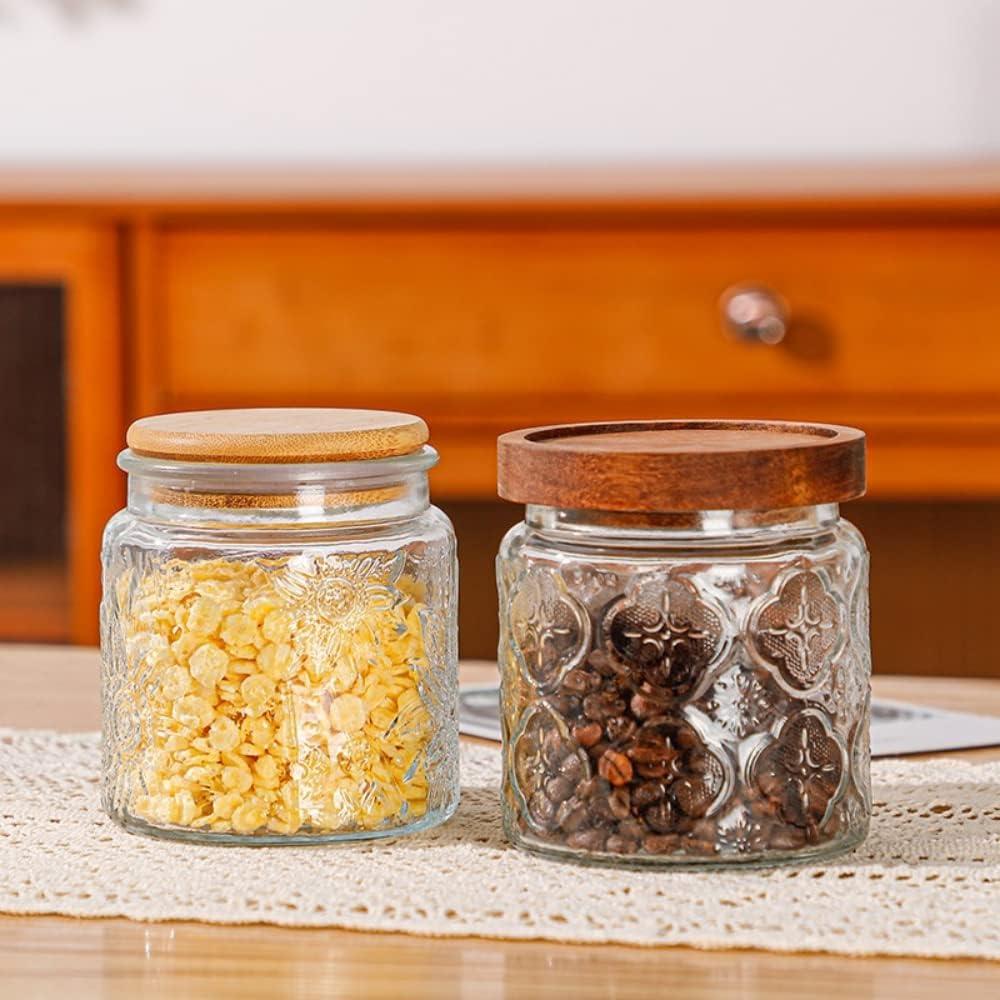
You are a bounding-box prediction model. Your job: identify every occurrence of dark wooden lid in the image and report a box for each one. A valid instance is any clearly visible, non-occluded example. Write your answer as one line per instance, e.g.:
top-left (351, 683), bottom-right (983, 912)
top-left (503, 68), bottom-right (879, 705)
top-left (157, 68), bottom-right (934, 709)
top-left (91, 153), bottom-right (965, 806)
top-left (127, 408), bottom-right (428, 463)
top-left (497, 420), bottom-right (866, 512)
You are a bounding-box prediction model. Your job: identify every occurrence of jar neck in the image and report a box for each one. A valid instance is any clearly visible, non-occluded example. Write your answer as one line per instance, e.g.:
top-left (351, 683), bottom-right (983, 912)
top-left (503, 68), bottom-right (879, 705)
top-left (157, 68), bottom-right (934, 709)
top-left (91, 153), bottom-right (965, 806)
top-left (525, 503), bottom-right (840, 546)
top-left (120, 447), bottom-right (436, 527)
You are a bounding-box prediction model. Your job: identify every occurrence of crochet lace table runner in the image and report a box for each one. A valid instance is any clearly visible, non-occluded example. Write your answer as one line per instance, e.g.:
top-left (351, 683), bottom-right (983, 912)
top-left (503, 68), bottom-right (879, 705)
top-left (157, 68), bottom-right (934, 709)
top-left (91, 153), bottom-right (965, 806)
top-left (1, 728), bottom-right (998, 960)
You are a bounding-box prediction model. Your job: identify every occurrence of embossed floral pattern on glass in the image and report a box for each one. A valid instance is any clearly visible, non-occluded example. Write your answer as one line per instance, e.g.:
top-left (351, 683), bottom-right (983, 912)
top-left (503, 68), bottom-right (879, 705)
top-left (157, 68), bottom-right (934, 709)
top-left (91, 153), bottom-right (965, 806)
top-left (498, 508), bottom-right (871, 867)
top-left (102, 511), bottom-right (458, 844)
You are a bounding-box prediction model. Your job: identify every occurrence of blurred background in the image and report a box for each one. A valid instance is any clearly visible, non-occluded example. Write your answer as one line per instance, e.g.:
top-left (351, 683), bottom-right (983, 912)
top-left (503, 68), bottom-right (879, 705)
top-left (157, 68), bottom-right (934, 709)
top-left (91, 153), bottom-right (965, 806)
top-left (0, 0), bottom-right (998, 675)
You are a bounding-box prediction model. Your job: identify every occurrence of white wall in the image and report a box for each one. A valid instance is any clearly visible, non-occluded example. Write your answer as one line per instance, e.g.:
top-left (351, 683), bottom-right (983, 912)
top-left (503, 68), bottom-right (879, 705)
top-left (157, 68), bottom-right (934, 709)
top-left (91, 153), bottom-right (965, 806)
top-left (0, 0), bottom-right (997, 165)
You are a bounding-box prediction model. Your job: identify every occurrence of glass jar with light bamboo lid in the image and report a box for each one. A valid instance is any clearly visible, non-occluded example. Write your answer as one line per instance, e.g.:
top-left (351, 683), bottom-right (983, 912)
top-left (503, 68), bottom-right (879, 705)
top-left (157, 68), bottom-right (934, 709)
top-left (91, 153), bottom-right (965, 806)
top-left (101, 408), bottom-right (458, 844)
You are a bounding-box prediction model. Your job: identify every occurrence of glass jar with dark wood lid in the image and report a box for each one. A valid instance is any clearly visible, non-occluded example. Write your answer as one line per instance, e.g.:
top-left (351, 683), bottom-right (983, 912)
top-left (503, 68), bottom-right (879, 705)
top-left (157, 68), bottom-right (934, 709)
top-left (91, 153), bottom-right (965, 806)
top-left (496, 420), bottom-right (870, 867)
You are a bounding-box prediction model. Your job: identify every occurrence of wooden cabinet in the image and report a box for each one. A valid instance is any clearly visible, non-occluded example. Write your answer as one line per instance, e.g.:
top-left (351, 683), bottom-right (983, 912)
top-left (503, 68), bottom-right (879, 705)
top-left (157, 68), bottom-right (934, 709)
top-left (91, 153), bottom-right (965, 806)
top-left (153, 222), bottom-right (1000, 496)
top-left (0, 222), bottom-right (122, 643)
top-left (1, 166), bottom-right (999, 660)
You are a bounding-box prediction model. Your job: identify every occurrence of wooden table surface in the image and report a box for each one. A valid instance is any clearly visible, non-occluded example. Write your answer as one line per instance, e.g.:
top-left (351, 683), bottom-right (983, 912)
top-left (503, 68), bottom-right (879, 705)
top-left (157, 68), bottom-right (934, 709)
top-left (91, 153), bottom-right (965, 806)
top-left (1, 644), bottom-right (998, 999)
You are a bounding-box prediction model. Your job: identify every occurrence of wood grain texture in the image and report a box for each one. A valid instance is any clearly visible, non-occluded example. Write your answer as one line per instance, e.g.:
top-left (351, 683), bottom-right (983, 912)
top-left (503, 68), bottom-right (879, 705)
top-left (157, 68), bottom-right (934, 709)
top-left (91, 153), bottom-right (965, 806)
top-left (1, 646), bottom-right (999, 999)
top-left (150, 222), bottom-right (1000, 499)
top-left (126, 408), bottom-right (428, 463)
top-left (497, 420), bottom-right (865, 511)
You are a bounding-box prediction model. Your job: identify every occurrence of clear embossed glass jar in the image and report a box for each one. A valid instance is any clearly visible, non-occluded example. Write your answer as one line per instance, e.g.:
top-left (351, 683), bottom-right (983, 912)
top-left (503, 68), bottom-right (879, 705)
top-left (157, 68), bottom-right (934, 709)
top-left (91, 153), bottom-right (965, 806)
top-left (496, 420), bottom-right (870, 867)
top-left (101, 408), bottom-right (459, 844)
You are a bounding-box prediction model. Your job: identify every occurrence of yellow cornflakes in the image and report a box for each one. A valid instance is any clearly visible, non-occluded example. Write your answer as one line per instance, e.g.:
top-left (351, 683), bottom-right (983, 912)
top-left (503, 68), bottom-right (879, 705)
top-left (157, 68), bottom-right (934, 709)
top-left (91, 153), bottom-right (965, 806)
top-left (125, 557), bottom-right (433, 836)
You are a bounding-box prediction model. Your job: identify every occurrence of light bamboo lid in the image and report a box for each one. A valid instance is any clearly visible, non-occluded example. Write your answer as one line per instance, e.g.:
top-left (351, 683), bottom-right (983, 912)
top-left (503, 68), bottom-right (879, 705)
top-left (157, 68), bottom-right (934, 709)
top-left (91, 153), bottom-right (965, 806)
top-left (127, 408), bottom-right (429, 464)
top-left (498, 419), bottom-right (866, 512)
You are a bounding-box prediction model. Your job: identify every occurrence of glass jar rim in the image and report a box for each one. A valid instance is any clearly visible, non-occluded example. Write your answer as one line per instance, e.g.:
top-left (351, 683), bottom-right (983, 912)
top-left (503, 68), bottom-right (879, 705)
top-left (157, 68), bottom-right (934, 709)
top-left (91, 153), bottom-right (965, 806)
top-left (118, 444), bottom-right (439, 487)
top-left (523, 502), bottom-right (842, 546)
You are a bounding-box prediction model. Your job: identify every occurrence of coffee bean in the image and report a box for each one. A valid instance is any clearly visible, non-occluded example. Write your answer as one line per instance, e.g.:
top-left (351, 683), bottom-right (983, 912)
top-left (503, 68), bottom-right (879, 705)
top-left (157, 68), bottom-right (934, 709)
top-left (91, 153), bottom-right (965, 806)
top-left (544, 775), bottom-right (575, 803)
top-left (556, 799), bottom-right (589, 833)
top-left (566, 828), bottom-right (607, 852)
top-left (643, 833), bottom-right (680, 854)
top-left (673, 777), bottom-right (715, 818)
top-left (643, 800), bottom-right (676, 833)
top-left (631, 780), bottom-right (666, 810)
top-left (605, 834), bottom-right (639, 855)
top-left (546, 693), bottom-right (581, 716)
top-left (540, 728), bottom-right (568, 769)
top-left (527, 790), bottom-right (557, 829)
top-left (635, 760), bottom-right (673, 780)
top-left (604, 716), bottom-right (637, 744)
top-left (674, 725), bottom-right (698, 750)
top-left (685, 837), bottom-right (718, 857)
top-left (630, 692), bottom-right (670, 720)
top-left (563, 668), bottom-right (599, 695)
top-left (617, 817), bottom-right (646, 840)
top-left (689, 818), bottom-right (716, 840)
top-left (587, 649), bottom-right (617, 677)
top-left (598, 750), bottom-right (633, 786)
top-left (608, 787), bottom-right (631, 820)
top-left (583, 692), bottom-right (625, 722)
top-left (572, 722), bottom-right (603, 748)
top-left (768, 825), bottom-right (807, 850)
top-left (588, 796), bottom-right (619, 822)
top-left (557, 751), bottom-right (587, 782)
top-left (757, 772), bottom-right (784, 802)
top-left (627, 742), bottom-right (672, 765)
top-left (576, 776), bottom-right (603, 800)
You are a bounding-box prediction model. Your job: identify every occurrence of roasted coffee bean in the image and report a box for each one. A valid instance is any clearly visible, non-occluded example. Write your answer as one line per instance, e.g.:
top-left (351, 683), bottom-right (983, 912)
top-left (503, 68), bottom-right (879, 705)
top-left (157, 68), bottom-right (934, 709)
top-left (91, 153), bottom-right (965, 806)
top-left (674, 725), bottom-right (698, 750)
top-left (566, 828), bottom-right (607, 852)
top-left (605, 834), bottom-right (639, 855)
top-left (630, 692), bottom-right (670, 720)
top-left (631, 780), bottom-right (666, 810)
top-left (572, 722), bottom-right (603, 748)
top-left (540, 729), bottom-right (569, 769)
top-left (627, 741), bottom-right (673, 765)
top-left (588, 795), bottom-right (619, 823)
top-left (587, 740), bottom-right (610, 761)
top-left (556, 799), bottom-right (589, 833)
top-left (635, 760), bottom-right (674, 780)
top-left (673, 776), bottom-right (714, 818)
top-left (562, 668), bottom-right (600, 695)
top-left (546, 693), bottom-right (581, 716)
top-left (617, 817), bottom-right (646, 840)
top-left (768, 825), bottom-right (808, 850)
top-left (685, 837), bottom-right (718, 857)
top-left (598, 749), bottom-right (633, 786)
top-left (557, 751), bottom-right (587, 782)
top-left (544, 775), bottom-right (575, 803)
top-left (608, 786), bottom-right (631, 820)
top-left (642, 833), bottom-right (680, 854)
top-left (644, 800), bottom-right (676, 834)
top-left (689, 818), bottom-right (716, 841)
top-left (576, 776), bottom-right (603, 800)
top-left (527, 790), bottom-right (557, 829)
top-left (586, 649), bottom-right (617, 677)
top-left (604, 716), bottom-right (637, 744)
top-left (583, 692), bottom-right (626, 722)
top-left (757, 768), bottom-right (784, 798)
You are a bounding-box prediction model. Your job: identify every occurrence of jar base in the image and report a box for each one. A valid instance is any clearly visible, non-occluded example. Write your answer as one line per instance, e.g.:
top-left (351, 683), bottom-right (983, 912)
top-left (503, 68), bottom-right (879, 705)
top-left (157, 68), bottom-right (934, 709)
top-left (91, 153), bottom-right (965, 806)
top-left (505, 821), bottom-right (869, 871)
top-left (108, 799), bottom-right (459, 847)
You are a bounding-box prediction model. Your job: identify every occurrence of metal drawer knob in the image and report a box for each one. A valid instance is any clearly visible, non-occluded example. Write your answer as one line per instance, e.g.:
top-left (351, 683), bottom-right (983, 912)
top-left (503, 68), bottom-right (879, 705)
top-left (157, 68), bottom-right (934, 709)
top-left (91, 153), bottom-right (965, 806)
top-left (720, 285), bottom-right (788, 345)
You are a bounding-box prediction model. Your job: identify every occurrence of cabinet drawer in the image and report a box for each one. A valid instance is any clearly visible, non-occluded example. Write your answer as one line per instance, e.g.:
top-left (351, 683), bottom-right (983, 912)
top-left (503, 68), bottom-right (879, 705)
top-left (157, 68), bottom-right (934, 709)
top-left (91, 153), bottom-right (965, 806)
top-left (160, 224), bottom-right (1000, 407)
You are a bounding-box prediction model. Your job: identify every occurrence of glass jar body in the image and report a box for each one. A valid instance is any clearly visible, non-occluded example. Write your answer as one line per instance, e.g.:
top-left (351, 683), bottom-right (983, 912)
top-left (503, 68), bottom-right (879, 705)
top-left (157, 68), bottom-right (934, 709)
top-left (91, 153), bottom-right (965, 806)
top-left (101, 486), bottom-right (458, 845)
top-left (497, 505), bottom-right (871, 867)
